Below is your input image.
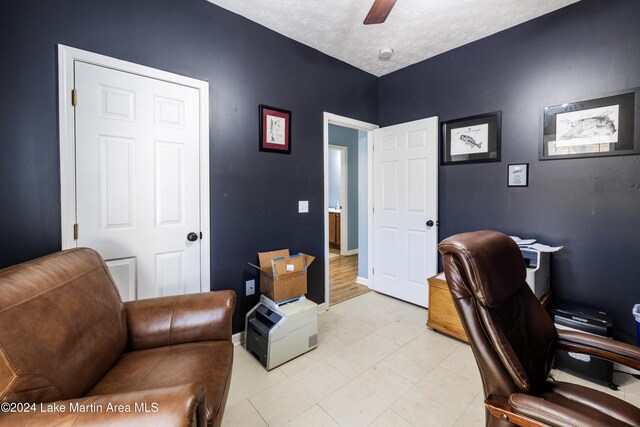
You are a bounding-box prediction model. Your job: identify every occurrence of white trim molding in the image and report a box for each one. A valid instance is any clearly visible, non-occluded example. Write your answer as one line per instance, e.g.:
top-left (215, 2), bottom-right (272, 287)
top-left (58, 45), bottom-right (211, 293)
top-left (356, 276), bottom-right (369, 287)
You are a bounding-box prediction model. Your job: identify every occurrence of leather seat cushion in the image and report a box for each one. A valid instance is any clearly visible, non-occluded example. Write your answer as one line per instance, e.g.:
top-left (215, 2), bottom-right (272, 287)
top-left (88, 341), bottom-right (233, 425)
top-left (510, 381), bottom-right (640, 427)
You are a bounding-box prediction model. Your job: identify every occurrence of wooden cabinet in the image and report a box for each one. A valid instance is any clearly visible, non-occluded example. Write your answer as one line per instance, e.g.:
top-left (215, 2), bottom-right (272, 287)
top-left (328, 212), bottom-right (341, 248)
top-left (427, 273), bottom-right (468, 342)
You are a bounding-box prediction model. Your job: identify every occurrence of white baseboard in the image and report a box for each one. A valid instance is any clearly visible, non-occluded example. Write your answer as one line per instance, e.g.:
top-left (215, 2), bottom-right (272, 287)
top-left (356, 276), bottom-right (369, 287)
top-left (232, 332), bottom-right (244, 347)
top-left (344, 249), bottom-right (358, 256)
top-left (317, 302), bottom-right (328, 313)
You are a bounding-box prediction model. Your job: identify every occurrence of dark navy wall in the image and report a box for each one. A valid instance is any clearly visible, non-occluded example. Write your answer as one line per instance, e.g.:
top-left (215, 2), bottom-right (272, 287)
top-left (0, 0), bottom-right (378, 332)
top-left (379, 0), bottom-right (640, 343)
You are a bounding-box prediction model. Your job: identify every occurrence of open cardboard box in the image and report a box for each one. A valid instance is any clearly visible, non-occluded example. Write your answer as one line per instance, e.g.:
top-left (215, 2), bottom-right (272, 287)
top-left (249, 249), bottom-right (315, 302)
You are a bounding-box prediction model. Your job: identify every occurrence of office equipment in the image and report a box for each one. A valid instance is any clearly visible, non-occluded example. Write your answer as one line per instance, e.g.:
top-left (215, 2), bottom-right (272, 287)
top-left (245, 295), bottom-right (318, 370)
top-left (553, 304), bottom-right (614, 387)
top-left (521, 247), bottom-right (550, 299)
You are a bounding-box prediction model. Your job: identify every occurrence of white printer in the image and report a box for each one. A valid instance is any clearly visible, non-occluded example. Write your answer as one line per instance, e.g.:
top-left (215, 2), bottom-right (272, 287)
top-left (244, 295), bottom-right (318, 370)
top-left (521, 248), bottom-right (550, 299)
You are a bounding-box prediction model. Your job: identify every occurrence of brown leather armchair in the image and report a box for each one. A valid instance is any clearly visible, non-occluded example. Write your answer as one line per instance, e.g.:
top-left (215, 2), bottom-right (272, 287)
top-left (438, 230), bottom-right (640, 427)
top-left (0, 248), bottom-right (235, 426)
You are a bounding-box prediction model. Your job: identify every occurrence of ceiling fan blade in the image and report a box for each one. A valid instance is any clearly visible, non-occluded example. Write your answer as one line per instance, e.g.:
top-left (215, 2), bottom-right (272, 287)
top-left (363, 0), bottom-right (397, 25)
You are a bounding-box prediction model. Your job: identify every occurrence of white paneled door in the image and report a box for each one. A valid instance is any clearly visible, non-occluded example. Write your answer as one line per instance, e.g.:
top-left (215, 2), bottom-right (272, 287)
top-left (373, 117), bottom-right (438, 307)
top-left (75, 61), bottom-right (202, 300)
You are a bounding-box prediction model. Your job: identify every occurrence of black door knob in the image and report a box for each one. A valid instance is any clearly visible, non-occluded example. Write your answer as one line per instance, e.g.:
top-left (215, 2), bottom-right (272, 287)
top-left (426, 220), bottom-right (434, 227)
top-left (187, 232), bottom-right (198, 242)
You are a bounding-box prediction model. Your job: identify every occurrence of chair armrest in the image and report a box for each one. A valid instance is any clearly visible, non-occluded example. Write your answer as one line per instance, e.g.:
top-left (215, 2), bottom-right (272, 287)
top-left (124, 290), bottom-right (236, 351)
top-left (484, 395), bottom-right (544, 426)
top-left (556, 329), bottom-right (640, 370)
top-left (0, 384), bottom-right (205, 426)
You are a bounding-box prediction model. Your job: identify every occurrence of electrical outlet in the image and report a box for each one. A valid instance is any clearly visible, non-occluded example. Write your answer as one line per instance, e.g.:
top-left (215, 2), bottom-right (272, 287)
top-left (245, 279), bottom-right (255, 296)
top-left (298, 200), bottom-right (309, 213)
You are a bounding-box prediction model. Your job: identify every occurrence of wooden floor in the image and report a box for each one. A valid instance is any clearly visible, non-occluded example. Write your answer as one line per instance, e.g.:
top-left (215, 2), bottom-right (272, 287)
top-left (329, 254), bottom-right (370, 306)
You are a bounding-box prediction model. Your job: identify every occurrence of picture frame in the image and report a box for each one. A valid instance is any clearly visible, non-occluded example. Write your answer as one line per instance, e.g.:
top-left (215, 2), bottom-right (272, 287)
top-left (540, 88), bottom-right (640, 160)
top-left (507, 163), bottom-right (528, 187)
top-left (441, 111), bottom-right (501, 165)
top-left (259, 104), bottom-right (291, 154)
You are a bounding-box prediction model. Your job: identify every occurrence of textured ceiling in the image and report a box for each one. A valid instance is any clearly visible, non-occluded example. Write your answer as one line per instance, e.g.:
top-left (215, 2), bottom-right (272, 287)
top-left (206, 0), bottom-right (580, 76)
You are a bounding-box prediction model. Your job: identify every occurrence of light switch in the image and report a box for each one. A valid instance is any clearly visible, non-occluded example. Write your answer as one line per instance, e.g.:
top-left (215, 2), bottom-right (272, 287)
top-left (298, 200), bottom-right (309, 213)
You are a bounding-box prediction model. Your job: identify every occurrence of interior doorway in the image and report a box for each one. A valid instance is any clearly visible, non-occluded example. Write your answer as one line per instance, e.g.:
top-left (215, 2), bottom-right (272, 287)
top-left (323, 113), bottom-right (378, 308)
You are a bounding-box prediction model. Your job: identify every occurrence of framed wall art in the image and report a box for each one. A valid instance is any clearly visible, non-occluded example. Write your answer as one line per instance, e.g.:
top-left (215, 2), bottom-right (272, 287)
top-left (540, 88), bottom-right (640, 160)
top-left (259, 104), bottom-right (291, 154)
top-left (441, 111), bottom-right (501, 165)
top-left (507, 163), bottom-right (528, 187)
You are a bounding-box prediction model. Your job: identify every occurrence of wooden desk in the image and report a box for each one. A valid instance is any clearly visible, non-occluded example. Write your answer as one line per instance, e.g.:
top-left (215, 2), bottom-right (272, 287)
top-left (427, 272), bottom-right (551, 342)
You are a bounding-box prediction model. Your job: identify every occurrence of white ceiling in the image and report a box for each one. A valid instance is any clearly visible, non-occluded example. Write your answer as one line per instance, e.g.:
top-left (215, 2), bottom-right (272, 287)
top-left (206, 0), bottom-right (580, 77)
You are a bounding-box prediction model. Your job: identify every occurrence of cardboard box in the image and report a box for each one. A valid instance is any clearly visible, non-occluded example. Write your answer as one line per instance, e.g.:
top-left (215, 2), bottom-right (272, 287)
top-left (249, 249), bottom-right (315, 302)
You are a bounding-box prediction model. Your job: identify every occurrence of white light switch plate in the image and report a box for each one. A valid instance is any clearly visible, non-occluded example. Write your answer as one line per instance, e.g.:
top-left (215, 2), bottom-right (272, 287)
top-left (298, 200), bottom-right (309, 213)
top-left (246, 279), bottom-right (255, 296)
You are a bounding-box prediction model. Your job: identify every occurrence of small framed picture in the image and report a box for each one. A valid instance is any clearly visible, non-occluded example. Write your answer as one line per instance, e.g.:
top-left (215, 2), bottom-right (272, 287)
top-left (441, 112), bottom-right (501, 165)
top-left (259, 104), bottom-right (291, 154)
top-left (540, 88), bottom-right (639, 160)
top-left (507, 163), bottom-right (528, 187)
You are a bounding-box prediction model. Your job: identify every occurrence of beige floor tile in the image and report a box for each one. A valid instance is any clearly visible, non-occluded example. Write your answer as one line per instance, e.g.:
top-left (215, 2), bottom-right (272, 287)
top-left (374, 315), bottom-right (428, 347)
top-left (453, 392), bottom-right (485, 426)
top-left (226, 356), bottom-right (287, 408)
top-left (380, 329), bottom-right (460, 383)
top-left (368, 409), bottom-right (414, 427)
top-left (320, 308), bottom-right (379, 344)
top-left (232, 344), bottom-right (257, 372)
top-left (615, 371), bottom-right (640, 407)
top-left (325, 333), bottom-right (399, 379)
top-left (285, 405), bottom-right (340, 427)
top-left (438, 343), bottom-right (481, 385)
top-left (250, 360), bottom-right (348, 427)
top-left (221, 400), bottom-right (266, 427)
top-left (320, 365), bottom-right (413, 427)
top-left (280, 331), bottom-right (347, 377)
top-left (392, 366), bottom-right (480, 426)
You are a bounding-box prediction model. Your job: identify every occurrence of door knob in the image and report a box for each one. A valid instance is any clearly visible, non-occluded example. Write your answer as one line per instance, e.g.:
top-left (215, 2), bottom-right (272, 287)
top-left (426, 220), bottom-right (434, 227)
top-left (187, 232), bottom-right (199, 242)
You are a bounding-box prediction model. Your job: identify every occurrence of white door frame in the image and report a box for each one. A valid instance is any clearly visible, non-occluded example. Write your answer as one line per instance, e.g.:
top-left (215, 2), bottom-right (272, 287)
top-left (58, 45), bottom-right (211, 293)
top-left (323, 112), bottom-right (378, 310)
top-left (328, 144), bottom-right (349, 256)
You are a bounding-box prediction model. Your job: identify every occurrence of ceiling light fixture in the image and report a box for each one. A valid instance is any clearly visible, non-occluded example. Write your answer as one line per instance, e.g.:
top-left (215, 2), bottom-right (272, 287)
top-left (379, 48), bottom-right (394, 60)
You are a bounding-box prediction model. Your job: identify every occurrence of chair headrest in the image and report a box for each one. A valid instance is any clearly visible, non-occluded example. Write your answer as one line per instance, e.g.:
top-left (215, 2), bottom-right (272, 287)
top-left (438, 230), bottom-right (526, 308)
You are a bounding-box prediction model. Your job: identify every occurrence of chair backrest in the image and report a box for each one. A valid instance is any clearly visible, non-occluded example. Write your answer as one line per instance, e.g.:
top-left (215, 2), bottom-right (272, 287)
top-left (438, 231), bottom-right (557, 402)
top-left (0, 248), bottom-right (127, 403)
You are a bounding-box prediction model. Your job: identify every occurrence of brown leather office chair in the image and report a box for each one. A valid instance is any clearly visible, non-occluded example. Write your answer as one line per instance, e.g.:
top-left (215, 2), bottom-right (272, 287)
top-left (438, 230), bottom-right (640, 427)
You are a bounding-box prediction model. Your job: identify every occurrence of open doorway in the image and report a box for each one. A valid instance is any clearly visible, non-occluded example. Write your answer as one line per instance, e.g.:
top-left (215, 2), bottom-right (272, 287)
top-left (323, 113), bottom-right (378, 308)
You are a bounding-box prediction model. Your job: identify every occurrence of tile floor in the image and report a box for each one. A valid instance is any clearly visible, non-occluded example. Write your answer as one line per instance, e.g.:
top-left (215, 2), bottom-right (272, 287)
top-left (223, 291), bottom-right (640, 427)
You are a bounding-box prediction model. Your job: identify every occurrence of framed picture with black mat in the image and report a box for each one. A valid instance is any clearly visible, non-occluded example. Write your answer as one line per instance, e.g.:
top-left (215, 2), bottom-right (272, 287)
top-left (441, 111), bottom-right (501, 165)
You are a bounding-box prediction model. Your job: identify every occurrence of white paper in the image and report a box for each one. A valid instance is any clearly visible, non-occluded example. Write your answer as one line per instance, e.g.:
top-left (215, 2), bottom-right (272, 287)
top-left (451, 124), bottom-right (489, 155)
top-left (436, 272), bottom-right (446, 281)
top-left (286, 264), bottom-right (295, 272)
top-left (509, 236), bottom-right (536, 245)
top-left (510, 236), bottom-right (562, 252)
top-left (520, 243), bottom-right (563, 253)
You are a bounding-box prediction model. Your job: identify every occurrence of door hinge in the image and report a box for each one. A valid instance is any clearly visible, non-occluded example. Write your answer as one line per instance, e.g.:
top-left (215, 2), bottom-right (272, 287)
top-left (73, 223), bottom-right (78, 240)
top-left (372, 206), bottom-right (375, 214)
top-left (71, 89), bottom-right (77, 106)
top-left (373, 268), bottom-right (375, 275)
